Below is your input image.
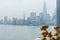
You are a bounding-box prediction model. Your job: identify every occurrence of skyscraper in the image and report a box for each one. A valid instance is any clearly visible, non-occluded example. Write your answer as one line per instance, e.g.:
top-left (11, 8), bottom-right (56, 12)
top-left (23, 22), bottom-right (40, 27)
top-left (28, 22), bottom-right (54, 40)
top-left (43, 1), bottom-right (47, 14)
top-left (23, 13), bottom-right (26, 25)
top-left (42, 1), bottom-right (48, 25)
top-left (30, 12), bottom-right (36, 25)
top-left (12, 17), bottom-right (17, 25)
top-left (4, 16), bottom-right (8, 24)
top-left (8, 18), bottom-right (12, 24)
top-left (39, 1), bottom-right (51, 25)
top-left (43, 1), bottom-right (47, 19)
top-left (30, 12), bottom-right (36, 19)
top-left (57, 0), bottom-right (60, 26)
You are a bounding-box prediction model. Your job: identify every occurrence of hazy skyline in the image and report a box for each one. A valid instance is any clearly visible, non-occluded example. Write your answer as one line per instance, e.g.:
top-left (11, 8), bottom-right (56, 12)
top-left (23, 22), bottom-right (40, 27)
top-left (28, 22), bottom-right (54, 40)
top-left (0, 0), bottom-right (56, 19)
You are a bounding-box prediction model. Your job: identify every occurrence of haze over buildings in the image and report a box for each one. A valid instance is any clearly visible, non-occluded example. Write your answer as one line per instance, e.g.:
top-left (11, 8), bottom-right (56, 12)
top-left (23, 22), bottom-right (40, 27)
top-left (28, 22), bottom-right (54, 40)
top-left (0, 1), bottom-right (56, 26)
top-left (0, 0), bottom-right (56, 19)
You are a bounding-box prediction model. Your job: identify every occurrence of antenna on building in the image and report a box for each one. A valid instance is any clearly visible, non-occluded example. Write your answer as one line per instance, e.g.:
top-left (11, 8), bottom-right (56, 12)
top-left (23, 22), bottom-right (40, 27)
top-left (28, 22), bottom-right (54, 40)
top-left (24, 13), bottom-right (25, 20)
top-left (43, 0), bottom-right (47, 14)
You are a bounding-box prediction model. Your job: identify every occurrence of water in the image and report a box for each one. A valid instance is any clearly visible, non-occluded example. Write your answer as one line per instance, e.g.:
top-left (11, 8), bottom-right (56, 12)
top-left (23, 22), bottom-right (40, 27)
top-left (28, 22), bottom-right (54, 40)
top-left (0, 25), bottom-right (55, 40)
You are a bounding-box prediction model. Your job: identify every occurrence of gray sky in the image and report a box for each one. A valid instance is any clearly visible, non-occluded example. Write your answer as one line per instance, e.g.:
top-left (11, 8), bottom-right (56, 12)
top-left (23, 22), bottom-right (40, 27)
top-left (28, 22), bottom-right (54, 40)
top-left (0, 0), bottom-right (56, 19)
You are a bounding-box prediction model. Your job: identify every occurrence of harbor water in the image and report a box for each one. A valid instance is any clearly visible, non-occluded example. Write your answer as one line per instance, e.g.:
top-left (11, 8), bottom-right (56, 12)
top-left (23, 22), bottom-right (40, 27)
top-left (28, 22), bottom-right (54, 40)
top-left (0, 25), bottom-right (55, 40)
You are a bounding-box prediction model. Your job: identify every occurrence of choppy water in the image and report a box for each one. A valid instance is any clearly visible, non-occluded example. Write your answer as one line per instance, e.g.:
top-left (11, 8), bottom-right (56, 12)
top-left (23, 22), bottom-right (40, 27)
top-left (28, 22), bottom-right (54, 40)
top-left (0, 25), bottom-right (55, 40)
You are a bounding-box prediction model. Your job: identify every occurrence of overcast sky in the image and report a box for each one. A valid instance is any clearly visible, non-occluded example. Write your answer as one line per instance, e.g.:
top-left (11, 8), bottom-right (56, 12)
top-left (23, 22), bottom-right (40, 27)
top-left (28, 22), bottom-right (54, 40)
top-left (0, 0), bottom-right (56, 19)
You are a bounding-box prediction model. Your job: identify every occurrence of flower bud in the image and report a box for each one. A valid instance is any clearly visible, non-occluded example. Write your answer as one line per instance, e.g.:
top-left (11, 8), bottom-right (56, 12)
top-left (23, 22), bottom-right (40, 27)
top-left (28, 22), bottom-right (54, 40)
top-left (54, 26), bottom-right (59, 30)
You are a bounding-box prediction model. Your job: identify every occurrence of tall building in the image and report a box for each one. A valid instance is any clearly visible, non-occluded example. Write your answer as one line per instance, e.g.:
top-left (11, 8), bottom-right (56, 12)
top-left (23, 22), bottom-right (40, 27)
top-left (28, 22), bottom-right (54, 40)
top-left (57, 0), bottom-right (60, 26)
top-left (4, 16), bottom-right (8, 24)
top-left (43, 2), bottom-right (48, 24)
top-left (30, 12), bottom-right (36, 25)
top-left (30, 12), bottom-right (36, 19)
top-left (0, 19), bottom-right (3, 24)
top-left (23, 13), bottom-right (25, 25)
top-left (12, 17), bottom-right (17, 25)
top-left (43, 1), bottom-right (47, 14)
top-left (8, 18), bottom-right (12, 24)
top-left (39, 13), bottom-right (45, 25)
top-left (39, 1), bottom-right (51, 25)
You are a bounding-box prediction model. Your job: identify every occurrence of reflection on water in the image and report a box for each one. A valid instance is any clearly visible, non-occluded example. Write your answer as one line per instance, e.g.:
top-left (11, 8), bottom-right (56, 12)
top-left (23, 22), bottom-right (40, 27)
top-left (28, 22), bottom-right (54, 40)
top-left (0, 25), bottom-right (54, 40)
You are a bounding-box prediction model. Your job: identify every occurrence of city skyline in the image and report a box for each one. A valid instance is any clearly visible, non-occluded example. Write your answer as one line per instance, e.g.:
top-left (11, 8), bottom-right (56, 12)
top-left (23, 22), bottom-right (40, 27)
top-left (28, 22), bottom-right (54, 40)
top-left (0, 2), bottom-right (56, 26)
top-left (0, 0), bottom-right (56, 19)
top-left (0, 12), bottom-right (56, 26)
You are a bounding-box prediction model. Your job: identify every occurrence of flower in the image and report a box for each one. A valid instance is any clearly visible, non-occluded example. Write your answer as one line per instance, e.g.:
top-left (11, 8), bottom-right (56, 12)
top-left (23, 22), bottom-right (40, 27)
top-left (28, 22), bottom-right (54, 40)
top-left (49, 38), bottom-right (53, 40)
top-left (58, 34), bottom-right (60, 38)
top-left (41, 31), bottom-right (48, 36)
top-left (41, 37), bottom-right (46, 40)
top-left (52, 37), bottom-right (56, 40)
top-left (48, 32), bottom-right (53, 38)
top-left (54, 26), bottom-right (59, 30)
top-left (49, 38), bottom-right (56, 40)
top-left (40, 25), bottom-right (48, 30)
top-left (54, 32), bottom-right (58, 36)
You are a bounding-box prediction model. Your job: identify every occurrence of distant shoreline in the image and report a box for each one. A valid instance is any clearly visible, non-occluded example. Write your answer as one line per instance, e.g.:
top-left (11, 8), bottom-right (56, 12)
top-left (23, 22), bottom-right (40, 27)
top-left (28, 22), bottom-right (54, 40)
top-left (0, 24), bottom-right (55, 26)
